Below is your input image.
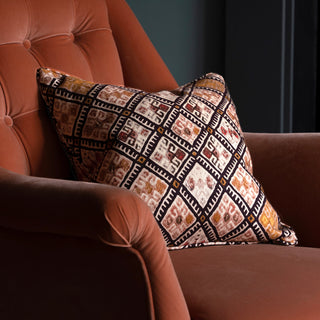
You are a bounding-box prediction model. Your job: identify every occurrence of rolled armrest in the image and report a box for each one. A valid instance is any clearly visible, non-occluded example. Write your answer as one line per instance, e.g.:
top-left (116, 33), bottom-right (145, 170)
top-left (0, 167), bottom-right (190, 320)
top-left (244, 132), bottom-right (320, 248)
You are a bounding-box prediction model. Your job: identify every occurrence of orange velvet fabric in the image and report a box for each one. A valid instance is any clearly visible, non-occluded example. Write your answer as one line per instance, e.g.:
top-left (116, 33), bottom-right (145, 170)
top-left (245, 133), bottom-right (320, 248)
top-left (1, 1), bottom-right (320, 319)
top-left (0, 0), bottom-right (188, 319)
top-left (0, 167), bottom-right (190, 319)
top-left (0, 0), bottom-right (177, 178)
top-left (1, 226), bottom-right (154, 319)
top-left (171, 244), bottom-right (320, 320)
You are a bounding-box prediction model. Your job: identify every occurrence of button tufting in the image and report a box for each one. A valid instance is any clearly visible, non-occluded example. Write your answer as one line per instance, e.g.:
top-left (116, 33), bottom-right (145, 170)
top-left (70, 33), bottom-right (75, 41)
top-left (23, 39), bottom-right (31, 50)
top-left (4, 115), bottom-right (13, 127)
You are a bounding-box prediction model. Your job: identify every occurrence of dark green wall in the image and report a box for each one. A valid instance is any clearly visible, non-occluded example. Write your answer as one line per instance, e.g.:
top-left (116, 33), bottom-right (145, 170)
top-left (126, 0), bottom-right (318, 133)
top-left (126, 0), bottom-right (225, 86)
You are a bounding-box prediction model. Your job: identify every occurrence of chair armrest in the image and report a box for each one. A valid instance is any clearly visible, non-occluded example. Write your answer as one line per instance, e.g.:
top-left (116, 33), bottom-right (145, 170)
top-left (0, 226), bottom-right (154, 319)
top-left (244, 132), bottom-right (320, 248)
top-left (0, 167), bottom-right (190, 320)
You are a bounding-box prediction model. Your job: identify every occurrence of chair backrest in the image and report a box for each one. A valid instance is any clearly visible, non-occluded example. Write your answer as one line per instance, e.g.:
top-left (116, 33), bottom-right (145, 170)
top-left (0, 0), bottom-right (177, 178)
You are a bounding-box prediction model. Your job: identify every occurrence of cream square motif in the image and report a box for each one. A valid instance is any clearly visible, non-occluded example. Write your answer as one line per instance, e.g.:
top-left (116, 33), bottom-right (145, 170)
top-left (226, 103), bottom-right (241, 129)
top-left (201, 135), bottom-right (232, 173)
top-left (96, 150), bottom-right (132, 186)
top-left (185, 96), bottom-right (214, 124)
top-left (180, 228), bottom-right (210, 247)
top-left (210, 193), bottom-right (244, 237)
top-left (162, 196), bottom-right (196, 241)
top-left (135, 97), bottom-right (170, 124)
top-left (97, 86), bottom-right (135, 106)
top-left (117, 118), bottom-right (151, 152)
top-left (53, 100), bottom-right (80, 136)
top-left (184, 163), bottom-right (217, 208)
top-left (228, 228), bottom-right (258, 242)
top-left (218, 118), bottom-right (241, 149)
top-left (151, 137), bottom-right (187, 175)
top-left (172, 114), bottom-right (200, 144)
top-left (243, 147), bottom-right (253, 174)
top-left (82, 108), bottom-right (116, 140)
top-left (155, 90), bottom-right (179, 102)
top-left (130, 169), bottom-right (168, 212)
top-left (194, 89), bottom-right (224, 106)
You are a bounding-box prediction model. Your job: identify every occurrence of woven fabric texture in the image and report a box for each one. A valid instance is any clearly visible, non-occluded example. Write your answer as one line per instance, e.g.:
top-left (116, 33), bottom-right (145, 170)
top-left (37, 68), bottom-right (297, 249)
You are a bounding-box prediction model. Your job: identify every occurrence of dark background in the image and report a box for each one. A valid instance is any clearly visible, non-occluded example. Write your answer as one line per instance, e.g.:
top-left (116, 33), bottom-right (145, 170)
top-left (126, 0), bottom-right (319, 133)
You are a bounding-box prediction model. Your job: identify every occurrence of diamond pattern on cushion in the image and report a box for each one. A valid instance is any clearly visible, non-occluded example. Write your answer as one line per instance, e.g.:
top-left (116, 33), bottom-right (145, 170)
top-left (37, 68), bottom-right (298, 249)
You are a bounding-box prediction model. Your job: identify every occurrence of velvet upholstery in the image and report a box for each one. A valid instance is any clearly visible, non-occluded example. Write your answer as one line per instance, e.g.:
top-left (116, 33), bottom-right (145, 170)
top-left (171, 244), bottom-right (320, 320)
top-left (0, 0), bottom-right (187, 319)
top-left (0, 0), bottom-right (320, 319)
top-left (0, 0), bottom-right (177, 178)
top-left (245, 133), bottom-right (320, 248)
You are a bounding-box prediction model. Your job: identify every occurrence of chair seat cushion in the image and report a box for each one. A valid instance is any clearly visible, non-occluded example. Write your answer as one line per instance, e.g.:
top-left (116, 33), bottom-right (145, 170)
top-left (170, 245), bottom-right (320, 320)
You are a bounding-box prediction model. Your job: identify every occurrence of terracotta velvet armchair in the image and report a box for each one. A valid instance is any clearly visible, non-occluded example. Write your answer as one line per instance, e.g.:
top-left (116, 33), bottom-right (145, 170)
top-left (0, 0), bottom-right (320, 319)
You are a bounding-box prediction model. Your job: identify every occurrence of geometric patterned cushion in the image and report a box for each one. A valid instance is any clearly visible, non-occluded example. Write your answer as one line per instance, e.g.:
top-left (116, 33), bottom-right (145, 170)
top-left (37, 68), bottom-right (298, 249)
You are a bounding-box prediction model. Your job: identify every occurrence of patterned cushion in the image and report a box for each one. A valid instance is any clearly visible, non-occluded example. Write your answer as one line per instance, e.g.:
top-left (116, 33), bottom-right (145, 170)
top-left (37, 68), bottom-right (297, 249)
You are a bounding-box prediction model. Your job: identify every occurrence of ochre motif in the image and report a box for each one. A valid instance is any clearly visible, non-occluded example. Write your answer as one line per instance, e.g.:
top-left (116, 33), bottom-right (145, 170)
top-left (131, 169), bottom-right (168, 213)
top-left (60, 76), bottom-right (94, 94)
top-left (259, 201), bottom-right (282, 240)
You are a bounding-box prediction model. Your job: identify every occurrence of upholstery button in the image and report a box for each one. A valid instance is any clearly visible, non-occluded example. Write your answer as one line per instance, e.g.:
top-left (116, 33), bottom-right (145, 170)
top-left (23, 39), bottom-right (31, 50)
top-left (4, 115), bottom-right (13, 127)
top-left (70, 33), bottom-right (75, 41)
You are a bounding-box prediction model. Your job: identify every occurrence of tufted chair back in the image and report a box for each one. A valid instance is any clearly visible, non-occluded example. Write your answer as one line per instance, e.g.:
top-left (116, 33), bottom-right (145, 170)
top-left (0, 0), bottom-right (177, 179)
